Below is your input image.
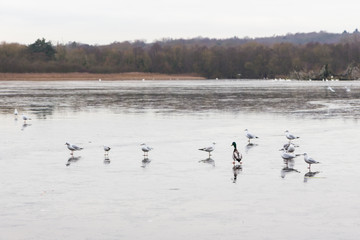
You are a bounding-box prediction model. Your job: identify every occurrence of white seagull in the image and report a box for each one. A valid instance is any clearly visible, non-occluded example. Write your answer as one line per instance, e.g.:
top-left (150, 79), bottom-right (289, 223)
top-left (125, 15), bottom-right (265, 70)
top-left (303, 153), bottom-right (320, 170)
top-left (280, 149), bottom-right (300, 161)
top-left (14, 109), bottom-right (18, 116)
top-left (327, 86), bottom-right (336, 92)
top-left (281, 142), bottom-right (298, 153)
top-left (65, 142), bottom-right (83, 155)
top-left (104, 145), bottom-right (111, 155)
top-left (22, 114), bottom-right (31, 123)
top-left (199, 142), bottom-right (216, 157)
top-left (141, 143), bottom-right (153, 157)
top-left (285, 130), bottom-right (299, 141)
top-left (245, 129), bottom-right (259, 143)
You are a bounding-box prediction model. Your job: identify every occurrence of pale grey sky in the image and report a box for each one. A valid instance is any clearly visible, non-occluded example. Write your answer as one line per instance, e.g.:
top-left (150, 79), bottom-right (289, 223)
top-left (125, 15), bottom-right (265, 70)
top-left (1, 0), bottom-right (359, 45)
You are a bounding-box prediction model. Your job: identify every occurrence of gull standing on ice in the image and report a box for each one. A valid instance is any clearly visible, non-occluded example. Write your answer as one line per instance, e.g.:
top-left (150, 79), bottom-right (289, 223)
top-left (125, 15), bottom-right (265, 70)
top-left (198, 142), bottom-right (216, 157)
top-left (141, 143), bottom-right (153, 157)
top-left (14, 109), bottom-right (19, 121)
top-left (65, 142), bottom-right (83, 155)
top-left (104, 145), bottom-right (111, 155)
top-left (22, 114), bottom-right (31, 123)
top-left (280, 149), bottom-right (300, 161)
top-left (281, 142), bottom-right (298, 153)
top-left (303, 153), bottom-right (320, 170)
top-left (285, 130), bottom-right (299, 141)
top-left (245, 129), bottom-right (258, 143)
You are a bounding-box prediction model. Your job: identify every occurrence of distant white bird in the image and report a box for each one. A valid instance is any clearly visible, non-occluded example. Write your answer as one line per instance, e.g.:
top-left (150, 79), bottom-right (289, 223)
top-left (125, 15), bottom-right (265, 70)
top-left (22, 114), bottom-right (31, 123)
top-left (14, 108), bottom-right (18, 115)
top-left (327, 86), bottom-right (336, 92)
top-left (231, 142), bottom-right (242, 163)
top-left (65, 142), bottom-right (83, 155)
top-left (103, 145), bottom-right (111, 154)
top-left (141, 143), bottom-right (153, 157)
top-left (303, 153), bottom-right (320, 170)
top-left (245, 129), bottom-right (258, 142)
top-left (345, 86), bottom-right (351, 92)
top-left (285, 130), bottom-right (299, 141)
top-left (198, 142), bottom-right (216, 157)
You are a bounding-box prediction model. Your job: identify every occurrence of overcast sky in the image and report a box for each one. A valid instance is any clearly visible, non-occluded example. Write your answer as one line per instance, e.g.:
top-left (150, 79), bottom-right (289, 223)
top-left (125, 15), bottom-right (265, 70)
top-left (1, 0), bottom-right (359, 45)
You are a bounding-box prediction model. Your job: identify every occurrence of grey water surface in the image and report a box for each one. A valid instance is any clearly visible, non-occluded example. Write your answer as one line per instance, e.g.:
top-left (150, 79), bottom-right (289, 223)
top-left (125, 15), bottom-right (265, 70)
top-left (1, 80), bottom-right (360, 240)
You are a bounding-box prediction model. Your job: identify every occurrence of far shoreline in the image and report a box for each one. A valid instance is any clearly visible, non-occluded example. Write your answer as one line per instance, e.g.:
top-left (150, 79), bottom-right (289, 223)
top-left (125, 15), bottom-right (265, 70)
top-left (0, 72), bottom-right (206, 81)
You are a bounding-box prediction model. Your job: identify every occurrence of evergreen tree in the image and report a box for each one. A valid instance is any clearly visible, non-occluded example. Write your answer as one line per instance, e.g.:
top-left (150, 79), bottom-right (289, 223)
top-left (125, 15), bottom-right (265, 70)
top-left (28, 38), bottom-right (56, 60)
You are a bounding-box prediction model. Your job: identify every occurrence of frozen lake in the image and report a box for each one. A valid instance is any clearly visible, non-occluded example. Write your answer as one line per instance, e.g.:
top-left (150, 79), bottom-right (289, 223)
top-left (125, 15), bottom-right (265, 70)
top-left (1, 80), bottom-right (360, 239)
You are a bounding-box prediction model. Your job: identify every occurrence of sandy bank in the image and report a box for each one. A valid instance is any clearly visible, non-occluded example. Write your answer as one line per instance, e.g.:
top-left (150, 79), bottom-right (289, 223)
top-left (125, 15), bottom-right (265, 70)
top-left (0, 72), bottom-right (205, 81)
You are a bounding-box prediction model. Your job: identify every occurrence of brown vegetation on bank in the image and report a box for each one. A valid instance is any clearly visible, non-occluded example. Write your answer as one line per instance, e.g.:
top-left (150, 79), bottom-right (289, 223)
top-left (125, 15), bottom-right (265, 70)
top-left (0, 72), bottom-right (205, 81)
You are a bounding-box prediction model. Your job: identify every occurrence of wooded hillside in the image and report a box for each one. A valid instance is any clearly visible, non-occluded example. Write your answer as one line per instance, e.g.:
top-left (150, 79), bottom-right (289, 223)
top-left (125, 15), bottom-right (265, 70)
top-left (1, 31), bottom-right (360, 80)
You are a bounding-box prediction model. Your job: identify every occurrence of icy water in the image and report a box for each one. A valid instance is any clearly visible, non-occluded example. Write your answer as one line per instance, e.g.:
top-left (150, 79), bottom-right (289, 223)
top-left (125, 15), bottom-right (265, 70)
top-left (1, 80), bottom-right (360, 240)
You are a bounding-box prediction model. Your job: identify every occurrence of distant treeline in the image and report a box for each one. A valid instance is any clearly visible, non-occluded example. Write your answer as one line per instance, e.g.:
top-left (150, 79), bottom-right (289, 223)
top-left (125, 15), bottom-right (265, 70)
top-left (1, 31), bottom-right (360, 79)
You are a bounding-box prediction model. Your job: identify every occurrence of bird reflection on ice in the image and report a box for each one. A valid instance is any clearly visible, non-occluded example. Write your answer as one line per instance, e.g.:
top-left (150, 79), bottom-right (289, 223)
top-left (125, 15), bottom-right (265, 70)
top-left (284, 159), bottom-right (296, 168)
top-left (198, 157), bottom-right (215, 167)
top-left (281, 166), bottom-right (300, 178)
top-left (281, 159), bottom-right (300, 178)
top-left (66, 156), bottom-right (81, 166)
top-left (21, 123), bottom-right (32, 131)
top-left (304, 171), bottom-right (321, 182)
top-left (232, 164), bottom-right (242, 183)
top-left (245, 143), bottom-right (258, 154)
top-left (104, 155), bottom-right (110, 165)
top-left (141, 157), bottom-right (151, 168)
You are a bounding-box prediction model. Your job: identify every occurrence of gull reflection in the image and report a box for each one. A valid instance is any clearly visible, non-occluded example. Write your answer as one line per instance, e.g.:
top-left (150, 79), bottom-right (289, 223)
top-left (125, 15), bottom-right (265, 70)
top-left (232, 164), bottom-right (242, 183)
top-left (281, 159), bottom-right (300, 178)
top-left (141, 157), bottom-right (151, 168)
top-left (304, 171), bottom-right (320, 182)
top-left (21, 123), bottom-right (32, 131)
top-left (66, 156), bottom-right (81, 166)
top-left (245, 143), bottom-right (258, 154)
top-left (284, 158), bottom-right (295, 168)
top-left (104, 155), bottom-right (110, 165)
top-left (198, 157), bottom-right (215, 167)
top-left (281, 166), bottom-right (300, 178)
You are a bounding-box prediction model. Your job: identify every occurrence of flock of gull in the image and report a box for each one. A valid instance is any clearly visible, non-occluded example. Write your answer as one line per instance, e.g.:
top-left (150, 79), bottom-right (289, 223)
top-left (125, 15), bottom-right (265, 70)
top-left (64, 127), bottom-right (320, 180)
top-left (14, 108), bottom-right (320, 181)
top-left (228, 129), bottom-right (320, 182)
